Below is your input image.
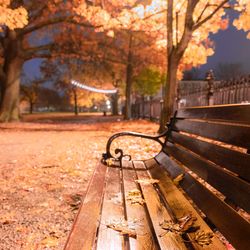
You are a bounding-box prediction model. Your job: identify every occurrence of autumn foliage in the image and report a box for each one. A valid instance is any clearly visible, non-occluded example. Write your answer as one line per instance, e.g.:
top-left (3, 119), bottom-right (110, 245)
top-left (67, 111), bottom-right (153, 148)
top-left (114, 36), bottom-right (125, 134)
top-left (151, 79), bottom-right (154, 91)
top-left (0, 0), bottom-right (249, 123)
top-left (0, 0), bottom-right (28, 31)
top-left (233, 0), bottom-right (250, 39)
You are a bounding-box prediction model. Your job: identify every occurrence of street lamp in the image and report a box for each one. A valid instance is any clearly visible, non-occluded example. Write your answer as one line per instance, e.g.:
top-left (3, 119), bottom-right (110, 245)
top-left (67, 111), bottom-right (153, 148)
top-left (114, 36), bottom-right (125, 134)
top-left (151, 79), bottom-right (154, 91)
top-left (106, 100), bottom-right (111, 110)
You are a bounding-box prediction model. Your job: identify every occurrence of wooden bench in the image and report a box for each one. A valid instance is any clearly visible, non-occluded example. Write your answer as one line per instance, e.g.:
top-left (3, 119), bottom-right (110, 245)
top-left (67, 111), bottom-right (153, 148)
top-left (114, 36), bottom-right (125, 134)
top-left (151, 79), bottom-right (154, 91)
top-left (64, 104), bottom-right (250, 250)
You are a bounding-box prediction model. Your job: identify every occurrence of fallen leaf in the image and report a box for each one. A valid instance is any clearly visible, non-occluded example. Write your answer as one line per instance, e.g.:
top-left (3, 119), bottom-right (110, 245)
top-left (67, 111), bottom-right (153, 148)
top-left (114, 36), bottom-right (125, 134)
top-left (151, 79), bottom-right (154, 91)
top-left (159, 214), bottom-right (198, 237)
top-left (41, 165), bottom-right (60, 169)
top-left (178, 214), bottom-right (197, 231)
top-left (128, 189), bottom-right (141, 196)
top-left (126, 189), bottom-right (145, 205)
top-left (173, 174), bottom-right (185, 185)
top-left (41, 236), bottom-right (59, 247)
top-left (194, 230), bottom-right (214, 246)
top-left (135, 178), bottom-right (159, 185)
top-left (106, 219), bottom-right (137, 238)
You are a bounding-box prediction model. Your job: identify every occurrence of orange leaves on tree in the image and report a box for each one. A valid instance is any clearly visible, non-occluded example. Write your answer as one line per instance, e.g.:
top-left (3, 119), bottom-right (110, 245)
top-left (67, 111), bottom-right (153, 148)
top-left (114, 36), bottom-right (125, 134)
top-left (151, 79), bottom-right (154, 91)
top-left (72, 0), bottom-right (236, 78)
top-left (233, 0), bottom-right (250, 39)
top-left (0, 0), bottom-right (28, 31)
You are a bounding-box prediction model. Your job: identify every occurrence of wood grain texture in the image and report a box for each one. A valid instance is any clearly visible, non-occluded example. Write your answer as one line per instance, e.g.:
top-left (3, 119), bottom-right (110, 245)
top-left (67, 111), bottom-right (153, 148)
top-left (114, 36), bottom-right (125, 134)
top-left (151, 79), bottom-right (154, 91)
top-left (173, 119), bottom-right (250, 149)
top-left (177, 104), bottom-right (250, 123)
top-left (145, 159), bottom-right (226, 250)
top-left (134, 161), bottom-right (187, 250)
top-left (96, 167), bottom-right (125, 250)
top-left (165, 142), bottom-right (250, 212)
top-left (122, 160), bottom-right (159, 250)
top-left (64, 163), bottom-right (107, 250)
top-left (155, 152), bottom-right (250, 250)
top-left (169, 131), bottom-right (250, 181)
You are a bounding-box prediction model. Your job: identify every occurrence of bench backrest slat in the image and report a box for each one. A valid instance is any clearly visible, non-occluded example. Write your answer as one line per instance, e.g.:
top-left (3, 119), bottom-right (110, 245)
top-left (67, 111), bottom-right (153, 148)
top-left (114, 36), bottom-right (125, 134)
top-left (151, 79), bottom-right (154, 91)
top-left (169, 131), bottom-right (250, 181)
top-left (160, 104), bottom-right (250, 250)
top-left (155, 152), bottom-right (250, 250)
top-left (173, 119), bottom-right (250, 149)
top-left (177, 104), bottom-right (250, 123)
top-left (165, 142), bottom-right (250, 212)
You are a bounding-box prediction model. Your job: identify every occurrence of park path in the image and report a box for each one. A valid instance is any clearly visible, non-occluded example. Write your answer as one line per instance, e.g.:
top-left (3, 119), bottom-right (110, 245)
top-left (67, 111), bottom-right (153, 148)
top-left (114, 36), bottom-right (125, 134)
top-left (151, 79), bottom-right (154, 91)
top-left (0, 114), bottom-right (159, 250)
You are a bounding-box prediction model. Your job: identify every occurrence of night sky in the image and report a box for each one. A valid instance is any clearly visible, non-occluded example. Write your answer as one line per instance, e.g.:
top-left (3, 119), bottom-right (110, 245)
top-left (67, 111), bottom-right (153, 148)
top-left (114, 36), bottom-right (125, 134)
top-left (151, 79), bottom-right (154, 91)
top-left (23, 11), bottom-right (250, 82)
top-left (200, 11), bottom-right (250, 76)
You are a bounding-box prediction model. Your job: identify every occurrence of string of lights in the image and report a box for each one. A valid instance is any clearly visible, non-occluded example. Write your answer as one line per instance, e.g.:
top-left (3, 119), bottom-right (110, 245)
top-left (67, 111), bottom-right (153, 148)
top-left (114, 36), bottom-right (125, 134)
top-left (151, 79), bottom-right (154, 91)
top-left (71, 80), bottom-right (117, 94)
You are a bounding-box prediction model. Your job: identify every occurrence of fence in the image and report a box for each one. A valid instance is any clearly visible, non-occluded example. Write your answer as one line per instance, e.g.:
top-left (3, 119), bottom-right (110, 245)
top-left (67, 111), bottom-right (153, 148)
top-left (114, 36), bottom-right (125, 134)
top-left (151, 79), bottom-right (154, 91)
top-left (131, 75), bottom-right (250, 120)
top-left (132, 99), bottom-right (162, 120)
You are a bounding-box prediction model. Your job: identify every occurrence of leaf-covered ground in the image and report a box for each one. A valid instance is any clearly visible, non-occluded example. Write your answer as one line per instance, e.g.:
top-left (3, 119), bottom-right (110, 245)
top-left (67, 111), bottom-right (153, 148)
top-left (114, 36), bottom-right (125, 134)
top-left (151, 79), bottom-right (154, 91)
top-left (0, 113), bottom-right (159, 250)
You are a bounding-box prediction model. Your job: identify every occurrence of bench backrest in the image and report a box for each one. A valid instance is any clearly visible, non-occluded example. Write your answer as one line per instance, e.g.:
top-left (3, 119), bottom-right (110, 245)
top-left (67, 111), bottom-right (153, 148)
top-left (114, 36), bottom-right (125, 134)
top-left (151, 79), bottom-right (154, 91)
top-left (155, 104), bottom-right (250, 250)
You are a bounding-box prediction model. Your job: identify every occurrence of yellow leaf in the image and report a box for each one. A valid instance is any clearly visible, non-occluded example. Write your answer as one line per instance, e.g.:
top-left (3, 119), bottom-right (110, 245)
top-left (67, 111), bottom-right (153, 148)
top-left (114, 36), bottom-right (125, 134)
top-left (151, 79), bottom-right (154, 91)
top-left (41, 236), bottom-right (59, 247)
top-left (173, 174), bottom-right (184, 185)
top-left (135, 178), bottom-right (159, 185)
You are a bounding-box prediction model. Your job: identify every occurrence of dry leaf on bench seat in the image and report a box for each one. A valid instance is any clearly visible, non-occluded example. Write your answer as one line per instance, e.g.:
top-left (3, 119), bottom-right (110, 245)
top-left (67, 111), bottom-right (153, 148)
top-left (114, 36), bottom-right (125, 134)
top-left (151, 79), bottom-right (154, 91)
top-left (135, 178), bottom-right (159, 185)
top-left (106, 219), bottom-right (138, 238)
top-left (126, 189), bottom-right (145, 205)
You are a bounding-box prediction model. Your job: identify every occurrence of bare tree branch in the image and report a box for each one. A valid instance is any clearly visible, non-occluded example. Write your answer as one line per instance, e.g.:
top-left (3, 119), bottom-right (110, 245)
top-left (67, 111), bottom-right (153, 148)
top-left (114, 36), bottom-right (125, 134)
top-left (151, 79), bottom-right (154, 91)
top-left (24, 43), bottom-right (56, 54)
top-left (23, 43), bottom-right (56, 60)
top-left (103, 57), bottom-right (126, 65)
top-left (142, 8), bottom-right (167, 22)
top-left (193, 0), bottom-right (229, 30)
top-left (176, 0), bottom-right (199, 57)
top-left (29, 4), bottom-right (48, 23)
top-left (19, 16), bottom-right (97, 37)
top-left (167, 0), bottom-right (174, 55)
top-left (19, 16), bottom-right (71, 36)
top-left (195, 1), bottom-right (210, 24)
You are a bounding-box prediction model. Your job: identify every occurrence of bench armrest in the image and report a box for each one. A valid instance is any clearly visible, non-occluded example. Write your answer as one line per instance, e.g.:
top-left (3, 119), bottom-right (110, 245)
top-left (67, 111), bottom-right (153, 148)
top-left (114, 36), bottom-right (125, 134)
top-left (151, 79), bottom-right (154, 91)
top-left (102, 130), bottom-right (167, 163)
top-left (102, 112), bottom-right (178, 163)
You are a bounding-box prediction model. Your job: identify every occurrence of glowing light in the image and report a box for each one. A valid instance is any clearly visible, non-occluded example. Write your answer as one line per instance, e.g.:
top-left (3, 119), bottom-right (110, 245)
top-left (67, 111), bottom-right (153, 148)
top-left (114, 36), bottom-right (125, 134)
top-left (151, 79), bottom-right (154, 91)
top-left (71, 80), bottom-right (117, 94)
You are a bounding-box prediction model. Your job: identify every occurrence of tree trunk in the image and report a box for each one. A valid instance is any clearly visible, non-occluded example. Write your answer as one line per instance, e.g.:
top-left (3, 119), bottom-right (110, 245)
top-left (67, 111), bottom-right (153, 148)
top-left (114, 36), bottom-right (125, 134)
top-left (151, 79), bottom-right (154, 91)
top-left (125, 66), bottom-right (133, 119)
top-left (158, 0), bottom-right (200, 132)
top-left (124, 34), bottom-right (133, 120)
top-left (0, 67), bottom-right (6, 105)
top-left (159, 55), bottom-right (178, 132)
top-left (73, 88), bottom-right (78, 115)
top-left (0, 30), bottom-right (24, 122)
top-left (30, 101), bottom-right (33, 114)
top-left (142, 95), bottom-right (145, 118)
top-left (111, 93), bottom-right (119, 115)
top-left (0, 57), bottom-right (23, 122)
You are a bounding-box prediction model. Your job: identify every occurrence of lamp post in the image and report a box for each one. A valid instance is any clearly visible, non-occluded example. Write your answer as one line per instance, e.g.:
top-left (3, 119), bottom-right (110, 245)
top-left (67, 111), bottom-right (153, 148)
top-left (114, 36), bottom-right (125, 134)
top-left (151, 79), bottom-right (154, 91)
top-left (160, 99), bottom-right (164, 118)
top-left (72, 84), bottom-right (78, 115)
top-left (206, 70), bottom-right (215, 106)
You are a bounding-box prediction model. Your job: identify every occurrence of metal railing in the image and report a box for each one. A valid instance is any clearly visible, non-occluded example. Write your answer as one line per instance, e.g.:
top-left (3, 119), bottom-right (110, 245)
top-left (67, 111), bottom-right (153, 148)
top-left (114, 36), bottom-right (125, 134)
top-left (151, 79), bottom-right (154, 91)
top-left (132, 75), bottom-right (250, 120)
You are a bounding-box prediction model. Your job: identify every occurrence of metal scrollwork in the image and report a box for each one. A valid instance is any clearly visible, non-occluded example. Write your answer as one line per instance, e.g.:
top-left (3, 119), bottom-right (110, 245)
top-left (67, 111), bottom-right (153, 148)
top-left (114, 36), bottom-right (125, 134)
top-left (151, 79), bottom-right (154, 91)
top-left (102, 130), bottom-right (167, 165)
top-left (102, 112), bottom-right (178, 166)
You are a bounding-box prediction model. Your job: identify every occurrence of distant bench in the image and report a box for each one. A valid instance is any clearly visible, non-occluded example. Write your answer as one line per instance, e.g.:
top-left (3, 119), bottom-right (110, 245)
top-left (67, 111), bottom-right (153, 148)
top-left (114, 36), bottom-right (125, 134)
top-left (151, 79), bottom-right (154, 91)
top-left (64, 104), bottom-right (250, 250)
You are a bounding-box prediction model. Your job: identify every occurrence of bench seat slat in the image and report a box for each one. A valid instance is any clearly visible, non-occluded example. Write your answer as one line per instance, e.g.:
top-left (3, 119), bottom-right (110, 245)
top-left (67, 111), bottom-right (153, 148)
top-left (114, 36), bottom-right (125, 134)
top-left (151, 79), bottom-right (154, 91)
top-left (169, 131), bottom-right (250, 181)
top-left (165, 142), bottom-right (250, 212)
top-left (145, 159), bottom-right (226, 250)
top-left (134, 161), bottom-right (187, 250)
top-left (173, 119), bottom-right (250, 149)
top-left (64, 163), bottom-right (107, 250)
top-left (176, 104), bottom-right (250, 123)
top-left (122, 160), bottom-right (159, 250)
top-left (96, 167), bottom-right (125, 250)
top-left (156, 152), bottom-right (250, 250)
